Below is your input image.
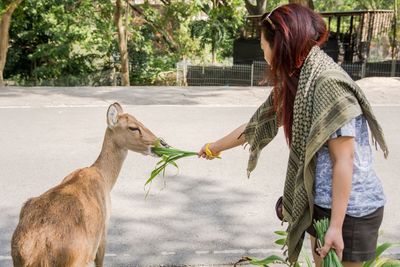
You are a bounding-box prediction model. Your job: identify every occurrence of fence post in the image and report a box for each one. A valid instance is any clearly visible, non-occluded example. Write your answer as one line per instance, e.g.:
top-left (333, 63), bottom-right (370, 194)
top-left (250, 63), bottom-right (254, 87)
top-left (176, 63), bottom-right (179, 85)
top-left (361, 61), bottom-right (367, 78)
top-left (391, 59), bottom-right (396, 77)
top-left (183, 59), bottom-right (188, 86)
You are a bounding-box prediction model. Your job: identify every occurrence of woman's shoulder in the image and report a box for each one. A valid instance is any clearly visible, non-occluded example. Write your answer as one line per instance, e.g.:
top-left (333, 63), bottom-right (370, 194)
top-left (315, 67), bottom-right (354, 88)
top-left (313, 67), bottom-right (359, 101)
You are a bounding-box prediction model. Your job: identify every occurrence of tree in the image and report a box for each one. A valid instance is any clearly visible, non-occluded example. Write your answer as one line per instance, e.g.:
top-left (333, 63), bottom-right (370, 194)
top-left (192, 0), bottom-right (245, 63)
top-left (5, 0), bottom-right (116, 86)
top-left (0, 0), bottom-right (24, 86)
top-left (244, 0), bottom-right (266, 15)
top-left (289, 0), bottom-right (314, 9)
top-left (115, 0), bottom-right (130, 86)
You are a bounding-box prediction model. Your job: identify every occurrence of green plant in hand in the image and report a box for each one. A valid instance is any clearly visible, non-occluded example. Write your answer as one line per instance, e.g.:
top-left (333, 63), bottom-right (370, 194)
top-left (314, 218), bottom-right (343, 267)
top-left (314, 218), bottom-right (400, 267)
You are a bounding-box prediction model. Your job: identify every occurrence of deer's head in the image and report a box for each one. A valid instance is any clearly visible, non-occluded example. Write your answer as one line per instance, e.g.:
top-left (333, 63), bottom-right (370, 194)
top-left (106, 103), bottom-right (159, 156)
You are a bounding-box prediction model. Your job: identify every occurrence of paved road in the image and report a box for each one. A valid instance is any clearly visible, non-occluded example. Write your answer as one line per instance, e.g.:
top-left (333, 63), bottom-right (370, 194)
top-left (0, 84), bottom-right (399, 266)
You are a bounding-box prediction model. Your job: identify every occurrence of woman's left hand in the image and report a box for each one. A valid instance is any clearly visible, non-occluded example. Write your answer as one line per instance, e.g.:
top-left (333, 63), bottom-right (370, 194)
top-left (317, 226), bottom-right (344, 261)
top-left (198, 142), bottom-right (220, 160)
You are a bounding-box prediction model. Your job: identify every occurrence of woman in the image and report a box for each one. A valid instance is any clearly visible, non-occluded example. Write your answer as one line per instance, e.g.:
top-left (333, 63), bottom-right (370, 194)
top-left (198, 4), bottom-right (388, 267)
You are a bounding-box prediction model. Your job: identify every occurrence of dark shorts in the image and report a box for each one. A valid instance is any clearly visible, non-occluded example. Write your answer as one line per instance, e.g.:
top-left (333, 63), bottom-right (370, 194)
top-left (306, 205), bottom-right (384, 262)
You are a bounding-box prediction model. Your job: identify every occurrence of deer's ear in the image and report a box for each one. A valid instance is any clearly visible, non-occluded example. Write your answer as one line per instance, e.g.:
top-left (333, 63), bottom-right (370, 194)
top-left (107, 103), bottom-right (121, 128)
top-left (112, 102), bottom-right (123, 114)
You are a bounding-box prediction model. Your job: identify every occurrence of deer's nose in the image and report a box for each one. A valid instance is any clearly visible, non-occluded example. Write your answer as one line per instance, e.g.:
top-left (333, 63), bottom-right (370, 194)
top-left (158, 138), bottom-right (170, 148)
top-left (149, 138), bottom-right (170, 158)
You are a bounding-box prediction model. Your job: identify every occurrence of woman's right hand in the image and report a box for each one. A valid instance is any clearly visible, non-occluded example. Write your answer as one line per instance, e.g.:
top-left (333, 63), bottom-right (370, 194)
top-left (198, 142), bottom-right (221, 160)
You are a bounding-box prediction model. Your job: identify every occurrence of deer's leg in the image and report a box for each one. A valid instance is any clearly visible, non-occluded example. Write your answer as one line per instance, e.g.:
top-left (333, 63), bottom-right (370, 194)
top-left (95, 234), bottom-right (106, 267)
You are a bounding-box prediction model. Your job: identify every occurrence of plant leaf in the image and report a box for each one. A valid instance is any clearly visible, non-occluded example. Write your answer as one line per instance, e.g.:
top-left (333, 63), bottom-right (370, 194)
top-left (379, 259), bottom-right (400, 267)
top-left (275, 238), bottom-right (286, 246)
top-left (274, 231), bottom-right (287, 236)
top-left (248, 255), bottom-right (288, 266)
top-left (364, 243), bottom-right (400, 267)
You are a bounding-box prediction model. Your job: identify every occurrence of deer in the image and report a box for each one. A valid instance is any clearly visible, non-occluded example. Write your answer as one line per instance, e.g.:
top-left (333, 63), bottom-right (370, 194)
top-left (11, 102), bottom-right (164, 267)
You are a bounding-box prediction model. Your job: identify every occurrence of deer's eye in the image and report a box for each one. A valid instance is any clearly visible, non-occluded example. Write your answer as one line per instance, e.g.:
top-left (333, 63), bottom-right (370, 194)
top-left (128, 127), bottom-right (142, 135)
top-left (128, 127), bottom-right (139, 132)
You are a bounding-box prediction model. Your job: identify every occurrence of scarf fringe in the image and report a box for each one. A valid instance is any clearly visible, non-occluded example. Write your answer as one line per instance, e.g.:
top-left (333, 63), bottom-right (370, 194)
top-left (371, 128), bottom-right (389, 159)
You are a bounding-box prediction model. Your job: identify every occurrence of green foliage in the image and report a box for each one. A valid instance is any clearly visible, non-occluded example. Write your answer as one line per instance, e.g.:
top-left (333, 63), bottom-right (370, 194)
top-left (128, 1), bottom-right (204, 85)
top-left (363, 243), bottom-right (400, 267)
top-left (234, 230), bottom-right (291, 267)
top-left (244, 255), bottom-right (288, 266)
top-left (4, 1), bottom-right (253, 82)
top-left (125, 0), bottom-right (245, 84)
top-left (4, 0), bottom-right (398, 85)
top-left (0, 0), bottom-right (14, 14)
top-left (4, 0), bottom-right (116, 85)
top-left (288, 0), bottom-right (397, 11)
top-left (241, 226), bottom-right (400, 267)
top-left (190, 0), bottom-right (245, 61)
top-left (266, 0), bottom-right (288, 11)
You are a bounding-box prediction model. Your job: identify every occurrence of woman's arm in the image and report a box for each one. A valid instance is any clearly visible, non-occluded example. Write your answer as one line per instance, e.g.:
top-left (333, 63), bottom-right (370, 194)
top-left (198, 123), bottom-right (247, 159)
top-left (318, 136), bottom-right (354, 260)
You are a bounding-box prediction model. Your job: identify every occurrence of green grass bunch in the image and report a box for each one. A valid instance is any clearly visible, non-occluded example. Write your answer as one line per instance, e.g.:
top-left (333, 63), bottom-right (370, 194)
top-left (145, 139), bottom-right (197, 194)
top-left (313, 218), bottom-right (343, 267)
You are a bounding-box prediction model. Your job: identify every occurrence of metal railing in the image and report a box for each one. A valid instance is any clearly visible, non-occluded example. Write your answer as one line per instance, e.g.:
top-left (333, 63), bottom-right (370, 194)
top-left (177, 61), bottom-right (270, 86)
top-left (177, 60), bottom-right (399, 86)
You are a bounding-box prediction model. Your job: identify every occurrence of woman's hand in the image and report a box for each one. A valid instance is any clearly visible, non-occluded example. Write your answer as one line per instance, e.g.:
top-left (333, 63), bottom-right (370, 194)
top-left (317, 226), bottom-right (344, 261)
top-left (198, 123), bottom-right (247, 160)
top-left (198, 142), bottom-right (221, 160)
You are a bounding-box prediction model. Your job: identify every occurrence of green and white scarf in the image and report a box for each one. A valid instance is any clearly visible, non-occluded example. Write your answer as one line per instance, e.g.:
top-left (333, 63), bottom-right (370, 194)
top-left (243, 46), bottom-right (388, 264)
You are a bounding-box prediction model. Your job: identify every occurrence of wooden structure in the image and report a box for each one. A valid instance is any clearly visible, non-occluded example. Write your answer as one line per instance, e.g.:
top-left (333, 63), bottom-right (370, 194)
top-left (235, 10), bottom-right (396, 64)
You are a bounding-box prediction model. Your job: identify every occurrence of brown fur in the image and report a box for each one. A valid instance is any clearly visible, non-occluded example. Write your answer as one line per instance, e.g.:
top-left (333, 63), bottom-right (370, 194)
top-left (11, 103), bottom-right (158, 267)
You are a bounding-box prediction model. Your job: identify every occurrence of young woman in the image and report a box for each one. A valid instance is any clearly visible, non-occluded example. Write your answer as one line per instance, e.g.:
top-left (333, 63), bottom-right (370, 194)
top-left (198, 4), bottom-right (388, 267)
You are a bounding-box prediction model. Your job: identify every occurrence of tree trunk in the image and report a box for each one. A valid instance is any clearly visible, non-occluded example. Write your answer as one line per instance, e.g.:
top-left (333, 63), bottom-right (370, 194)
top-left (289, 0), bottom-right (314, 10)
top-left (393, 0), bottom-right (398, 60)
top-left (0, 0), bottom-right (24, 86)
top-left (114, 0), bottom-right (130, 86)
top-left (244, 0), bottom-right (266, 15)
top-left (211, 35), bottom-right (217, 64)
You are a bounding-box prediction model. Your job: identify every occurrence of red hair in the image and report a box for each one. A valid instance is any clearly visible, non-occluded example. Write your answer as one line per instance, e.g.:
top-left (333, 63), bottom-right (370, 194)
top-left (260, 4), bottom-right (328, 145)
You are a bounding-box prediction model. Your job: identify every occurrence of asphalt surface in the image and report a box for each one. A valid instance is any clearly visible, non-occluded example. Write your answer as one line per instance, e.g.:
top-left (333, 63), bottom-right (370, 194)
top-left (0, 83), bottom-right (399, 266)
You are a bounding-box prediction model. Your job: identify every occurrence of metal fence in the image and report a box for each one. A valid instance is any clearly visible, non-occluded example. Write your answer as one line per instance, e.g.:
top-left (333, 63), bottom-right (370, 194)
top-left (177, 61), bottom-right (268, 86)
top-left (342, 61), bottom-right (400, 80)
top-left (177, 60), bottom-right (400, 86)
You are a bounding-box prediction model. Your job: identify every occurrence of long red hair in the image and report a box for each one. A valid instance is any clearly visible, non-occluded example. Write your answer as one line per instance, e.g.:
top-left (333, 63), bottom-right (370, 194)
top-left (260, 4), bottom-right (328, 145)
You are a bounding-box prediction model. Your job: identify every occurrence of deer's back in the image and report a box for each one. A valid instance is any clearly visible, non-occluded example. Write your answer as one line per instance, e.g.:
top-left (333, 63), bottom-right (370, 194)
top-left (11, 167), bottom-right (109, 267)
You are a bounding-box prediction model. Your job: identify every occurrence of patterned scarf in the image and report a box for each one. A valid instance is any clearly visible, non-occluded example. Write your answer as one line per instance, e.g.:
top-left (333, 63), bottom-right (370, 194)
top-left (243, 46), bottom-right (388, 263)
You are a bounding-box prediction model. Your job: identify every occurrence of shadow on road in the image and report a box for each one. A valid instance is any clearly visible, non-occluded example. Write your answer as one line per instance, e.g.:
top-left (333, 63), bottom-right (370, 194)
top-left (0, 207), bottom-right (19, 266)
top-left (0, 175), bottom-right (277, 267)
top-left (105, 174), bottom-right (275, 266)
